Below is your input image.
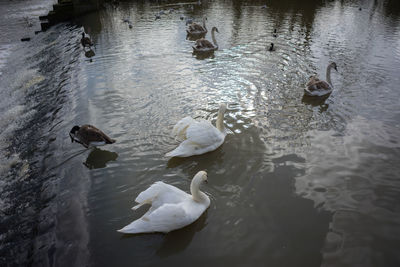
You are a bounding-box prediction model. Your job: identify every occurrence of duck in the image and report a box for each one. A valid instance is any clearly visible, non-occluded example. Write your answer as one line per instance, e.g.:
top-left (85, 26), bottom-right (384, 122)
top-left (187, 17), bottom-right (207, 35)
top-left (166, 103), bottom-right (227, 157)
top-left (268, 42), bottom-right (275, 51)
top-left (192, 26), bottom-right (219, 53)
top-left (81, 32), bottom-right (93, 48)
top-left (69, 125), bottom-right (115, 148)
top-left (117, 171), bottom-right (210, 234)
top-left (305, 62), bottom-right (338, 97)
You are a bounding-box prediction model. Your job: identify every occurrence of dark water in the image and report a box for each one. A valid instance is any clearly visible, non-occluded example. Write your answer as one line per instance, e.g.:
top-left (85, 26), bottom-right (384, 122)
top-left (1, 0), bottom-right (400, 266)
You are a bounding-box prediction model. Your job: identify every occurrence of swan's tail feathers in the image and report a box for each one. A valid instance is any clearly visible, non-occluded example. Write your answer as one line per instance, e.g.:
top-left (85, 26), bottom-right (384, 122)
top-left (171, 116), bottom-right (196, 140)
top-left (132, 202), bottom-right (147, 210)
top-left (165, 148), bottom-right (181, 158)
top-left (117, 218), bottom-right (151, 234)
top-left (165, 140), bottom-right (199, 158)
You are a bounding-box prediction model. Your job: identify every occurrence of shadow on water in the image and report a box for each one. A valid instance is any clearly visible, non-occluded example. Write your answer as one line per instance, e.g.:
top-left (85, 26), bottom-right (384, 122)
top-left (166, 145), bottom-right (225, 170)
top-left (156, 210), bottom-right (208, 258)
top-left (83, 147), bottom-right (118, 169)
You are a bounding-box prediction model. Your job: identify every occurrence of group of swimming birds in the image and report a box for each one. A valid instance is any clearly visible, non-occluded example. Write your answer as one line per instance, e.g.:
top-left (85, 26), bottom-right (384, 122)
top-left (74, 15), bottom-right (339, 235)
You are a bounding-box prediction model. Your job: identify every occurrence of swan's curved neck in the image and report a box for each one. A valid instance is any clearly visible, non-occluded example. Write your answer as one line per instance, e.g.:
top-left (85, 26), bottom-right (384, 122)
top-left (216, 109), bottom-right (225, 132)
top-left (326, 64), bottom-right (333, 87)
top-left (211, 28), bottom-right (218, 48)
top-left (190, 178), bottom-right (207, 202)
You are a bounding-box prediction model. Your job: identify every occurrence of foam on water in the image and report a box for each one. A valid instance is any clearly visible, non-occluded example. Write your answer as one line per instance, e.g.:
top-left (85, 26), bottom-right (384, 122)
top-left (0, 68), bottom-right (43, 173)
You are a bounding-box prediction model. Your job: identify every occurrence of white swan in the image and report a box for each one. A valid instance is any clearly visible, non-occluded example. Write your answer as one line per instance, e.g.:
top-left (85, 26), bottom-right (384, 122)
top-left (187, 17), bottom-right (207, 35)
top-left (117, 171), bottom-right (210, 234)
top-left (166, 103), bottom-right (227, 157)
top-left (305, 62), bottom-right (338, 97)
top-left (192, 27), bottom-right (219, 53)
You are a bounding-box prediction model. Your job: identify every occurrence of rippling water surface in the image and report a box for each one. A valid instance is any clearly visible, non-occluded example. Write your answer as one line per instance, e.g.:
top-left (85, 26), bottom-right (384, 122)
top-left (1, 0), bottom-right (400, 266)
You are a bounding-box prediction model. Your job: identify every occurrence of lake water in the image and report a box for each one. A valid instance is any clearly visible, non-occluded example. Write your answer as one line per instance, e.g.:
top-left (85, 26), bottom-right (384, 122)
top-left (1, 0), bottom-right (400, 266)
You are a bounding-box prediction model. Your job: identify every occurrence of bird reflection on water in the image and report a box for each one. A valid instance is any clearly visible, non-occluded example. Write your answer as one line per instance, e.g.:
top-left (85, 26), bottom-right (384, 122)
top-left (301, 94), bottom-right (330, 111)
top-left (83, 147), bottom-right (118, 169)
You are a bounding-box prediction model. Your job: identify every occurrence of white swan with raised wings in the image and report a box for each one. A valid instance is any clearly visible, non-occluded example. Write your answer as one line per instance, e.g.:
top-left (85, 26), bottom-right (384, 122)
top-left (117, 171), bottom-right (210, 234)
top-left (166, 103), bottom-right (227, 157)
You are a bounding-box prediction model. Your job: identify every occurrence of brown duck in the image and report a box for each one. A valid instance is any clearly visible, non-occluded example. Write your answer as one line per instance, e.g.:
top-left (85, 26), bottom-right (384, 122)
top-left (81, 32), bottom-right (93, 47)
top-left (69, 125), bottom-right (115, 148)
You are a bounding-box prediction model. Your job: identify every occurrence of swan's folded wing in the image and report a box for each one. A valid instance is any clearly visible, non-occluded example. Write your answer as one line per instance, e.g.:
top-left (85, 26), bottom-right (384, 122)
top-left (189, 23), bottom-right (204, 32)
top-left (171, 116), bottom-right (197, 140)
top-left (134, 182), bottom-right (188, 210)
top-left (186, 120), bottom-right (222, 147)
top-left (307, 80), bottom-right (331, 91)
top-left (133, 182), bottom-right (166, 209)
top-left (195, 39), bottom-right (214, 49)
top-left (306, 76), bottom-right (320, 87)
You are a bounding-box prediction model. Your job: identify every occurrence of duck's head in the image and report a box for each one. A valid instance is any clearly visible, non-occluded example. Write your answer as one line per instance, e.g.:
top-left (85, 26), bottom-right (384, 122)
top-left (69, 125), bottom-right (80, 142)
top-left (81, 32), bottom-right (85, 38)
top-left (269, 43), bottom-right (274, 50)
top-left (274, 29), bottom-right (277, 33)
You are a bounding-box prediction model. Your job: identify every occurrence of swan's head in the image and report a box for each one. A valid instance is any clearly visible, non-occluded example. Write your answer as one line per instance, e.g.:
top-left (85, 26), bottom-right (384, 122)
top-left (211, 27), bottom-right (219, 33)
top-left (218, 103), bottom-right (227, 114)
top-left (191, 171), bottom-right (208, 201)
top-left (195, 170), bottom-right (208, 184)
top-left (330, 62), bottom-right (338, 71)
top-left (69, 125), bottom-right (80, 142)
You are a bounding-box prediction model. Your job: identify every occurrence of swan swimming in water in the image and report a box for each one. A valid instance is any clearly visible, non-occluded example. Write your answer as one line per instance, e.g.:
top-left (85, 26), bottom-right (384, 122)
top-left (192, 27), bottom-right (219, 53)
top-left (305, 62), bottom-right (338, 97)
top-left (117, 171), bottom-right (210, 234)
top-left (187, 17), bottom-right (207, 35)
top-left (166, 103), bottom-right (228, 157)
